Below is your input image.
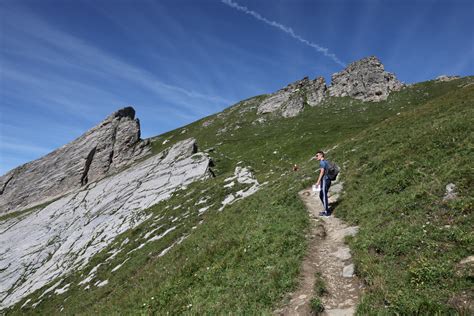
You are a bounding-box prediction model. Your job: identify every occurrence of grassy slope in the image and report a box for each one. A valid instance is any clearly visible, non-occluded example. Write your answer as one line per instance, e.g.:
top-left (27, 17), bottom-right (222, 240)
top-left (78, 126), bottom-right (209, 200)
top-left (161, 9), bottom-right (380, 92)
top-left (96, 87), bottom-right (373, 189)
top-left (331, 82), bottom-right (474, 314)
top-left (6, 77), bottom-right (473, 314)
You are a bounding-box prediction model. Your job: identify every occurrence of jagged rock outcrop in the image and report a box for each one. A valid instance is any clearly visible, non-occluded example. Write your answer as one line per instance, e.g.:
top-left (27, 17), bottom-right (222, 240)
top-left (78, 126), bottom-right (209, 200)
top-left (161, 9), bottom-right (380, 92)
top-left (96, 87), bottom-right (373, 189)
top-left (436, 75), bottom-right (460, 82)
top-left (306, 77), bottom-right (327, 106)
top-left (0, 138), bottom-right (213, 309)
top-left (219, 165), bottom-right (264, 211)
top-left (256, 56), bottom-right (403, 119)
top-left (0, 106), bottom-right (151, 215)
top-left (282, 94), bottom-right (305, 118)
top-left (257, 88), bottom-right (292, 115)
top-left (328, 56), bottom-right (403, 101)
top-left (257, 77), bottom-right (327, 118)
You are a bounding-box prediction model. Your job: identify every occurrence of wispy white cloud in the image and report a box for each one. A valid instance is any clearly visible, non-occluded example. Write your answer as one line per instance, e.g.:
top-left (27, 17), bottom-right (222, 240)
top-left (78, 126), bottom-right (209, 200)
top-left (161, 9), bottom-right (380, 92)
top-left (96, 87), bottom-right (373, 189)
top-left (221, 0), bottom-right (345, 67)
top-left (0, 6), bottom-right (237, 175)
top-left (0, 135), bottom-right (53, 175)
top-left (88, 1), bottom-right (248, 104)
top-left (0, 139), bottom-right (52, 155)
top-left (2, 8), bottom-right (232, 115)
top-left (1, 66), bottom-right (123, 121)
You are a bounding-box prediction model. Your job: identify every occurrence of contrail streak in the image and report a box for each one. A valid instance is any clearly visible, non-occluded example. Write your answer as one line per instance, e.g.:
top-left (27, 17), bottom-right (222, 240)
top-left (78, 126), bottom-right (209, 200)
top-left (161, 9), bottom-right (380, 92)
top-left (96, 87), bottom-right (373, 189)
top-left (221, 0), bottom-right (345, 67)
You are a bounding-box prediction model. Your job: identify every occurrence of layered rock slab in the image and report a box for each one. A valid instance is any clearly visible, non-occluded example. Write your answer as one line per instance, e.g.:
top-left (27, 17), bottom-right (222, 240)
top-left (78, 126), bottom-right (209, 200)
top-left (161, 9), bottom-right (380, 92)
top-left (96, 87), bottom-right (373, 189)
top-left (328, 56), bottom-right (403, 102)
top-left (0, 107), bottom-right (151, 215)
top-left (257, 77), bottom-right (327, 118)
top-left (0, 138), bottom-right (212, 309)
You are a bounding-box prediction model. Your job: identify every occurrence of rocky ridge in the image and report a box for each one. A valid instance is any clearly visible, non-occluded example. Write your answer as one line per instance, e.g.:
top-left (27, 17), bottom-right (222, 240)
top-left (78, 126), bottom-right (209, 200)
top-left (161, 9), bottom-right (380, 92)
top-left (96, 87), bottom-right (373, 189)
top-left (257, 77), bottom-right (327, 118)
top-left (328, 56), bottom-right (404, 101)
top-left (0, 107), bottom-right (151, 215)
top-left (256, 56), bottom-right (404, 118)
top-left (0, 138), bottom-right (213, 309)
top-left (436, 75), bottom-right (461, 82)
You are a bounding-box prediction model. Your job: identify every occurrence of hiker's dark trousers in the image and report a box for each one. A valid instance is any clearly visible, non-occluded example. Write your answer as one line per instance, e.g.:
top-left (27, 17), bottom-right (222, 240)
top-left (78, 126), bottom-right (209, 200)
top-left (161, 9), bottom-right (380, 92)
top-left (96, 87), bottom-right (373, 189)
top-left (319, 178), bottom-right (331, 213)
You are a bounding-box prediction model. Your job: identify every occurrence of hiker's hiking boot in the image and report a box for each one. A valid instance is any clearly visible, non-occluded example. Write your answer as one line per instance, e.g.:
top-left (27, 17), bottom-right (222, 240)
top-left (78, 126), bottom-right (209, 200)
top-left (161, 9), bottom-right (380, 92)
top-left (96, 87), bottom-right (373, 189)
top-left (319, 211), bottom-right (330, 216)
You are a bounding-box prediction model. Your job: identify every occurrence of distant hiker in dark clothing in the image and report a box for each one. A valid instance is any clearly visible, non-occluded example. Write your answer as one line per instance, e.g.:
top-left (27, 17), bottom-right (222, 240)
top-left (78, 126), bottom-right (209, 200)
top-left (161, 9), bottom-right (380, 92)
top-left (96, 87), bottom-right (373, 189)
top-left (315, 151), bottom-right (331, 216)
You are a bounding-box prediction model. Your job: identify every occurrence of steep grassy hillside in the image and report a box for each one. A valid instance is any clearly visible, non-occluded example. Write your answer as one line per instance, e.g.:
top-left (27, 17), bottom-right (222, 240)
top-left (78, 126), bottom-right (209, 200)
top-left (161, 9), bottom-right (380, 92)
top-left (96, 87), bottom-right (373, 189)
top-left (331, 82), bottom-right (474, 314)
top-left (6, 77), bottom-right (473, 314)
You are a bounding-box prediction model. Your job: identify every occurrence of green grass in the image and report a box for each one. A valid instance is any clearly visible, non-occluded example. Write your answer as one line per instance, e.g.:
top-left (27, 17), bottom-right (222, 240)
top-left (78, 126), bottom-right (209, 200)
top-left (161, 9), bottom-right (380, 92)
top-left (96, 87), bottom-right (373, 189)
top-left (5, 77), bottom-right (474, 314)
top-left (309, 271), bottom-right (327, 315)
top-left (330, 83), bottom-right (474, 314)
top-left (310, 297), bottom-right (325, 314)
top-left (313, 271), bottom-right (328, 297)
top-left (11, 176), bottom-right (309, 314)
top-left (0, 198), bottom-right (59, 222)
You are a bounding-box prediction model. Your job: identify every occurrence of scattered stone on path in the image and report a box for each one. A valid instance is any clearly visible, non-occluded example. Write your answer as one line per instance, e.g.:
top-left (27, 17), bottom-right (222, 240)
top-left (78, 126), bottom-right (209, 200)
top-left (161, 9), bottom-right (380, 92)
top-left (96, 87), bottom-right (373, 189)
top-left (342, 264), bottom-right (355, 278)
top-left (333, 247), bottom-right (352, 261)
top-left (274, 188), bottom-right (360, 315)
top-left (341, 227), bottom-right (359, 238)
top-left (325, 307), bottom-right (356, 316)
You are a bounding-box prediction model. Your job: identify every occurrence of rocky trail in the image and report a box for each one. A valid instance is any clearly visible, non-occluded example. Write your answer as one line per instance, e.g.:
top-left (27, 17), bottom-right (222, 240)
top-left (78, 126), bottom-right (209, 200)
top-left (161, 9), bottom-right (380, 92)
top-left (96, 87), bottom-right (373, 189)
top-left (275, 183), bottom-right (362, 315)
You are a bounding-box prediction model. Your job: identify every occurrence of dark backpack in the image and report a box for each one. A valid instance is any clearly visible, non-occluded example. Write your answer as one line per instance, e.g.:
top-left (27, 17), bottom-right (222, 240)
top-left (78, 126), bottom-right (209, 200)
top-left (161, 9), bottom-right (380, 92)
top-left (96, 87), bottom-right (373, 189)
top-left (326, 161), bottom-right (340, 181)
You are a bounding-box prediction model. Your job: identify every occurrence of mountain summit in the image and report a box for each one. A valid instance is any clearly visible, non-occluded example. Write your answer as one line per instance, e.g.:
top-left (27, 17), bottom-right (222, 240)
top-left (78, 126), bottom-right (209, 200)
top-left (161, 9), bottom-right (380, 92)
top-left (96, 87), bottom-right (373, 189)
top-left (256, 56), bottom-right (403, 118)
top-left (328, 56), bottom-right (404, 101)
top-left (0, 107), bottom-right (151, 215)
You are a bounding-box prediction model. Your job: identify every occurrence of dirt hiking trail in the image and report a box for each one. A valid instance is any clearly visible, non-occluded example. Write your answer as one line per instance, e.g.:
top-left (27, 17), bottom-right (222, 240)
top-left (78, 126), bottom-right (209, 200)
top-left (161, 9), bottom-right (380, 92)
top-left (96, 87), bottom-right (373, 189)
top-left (275, 183), bottom-right (362, 316)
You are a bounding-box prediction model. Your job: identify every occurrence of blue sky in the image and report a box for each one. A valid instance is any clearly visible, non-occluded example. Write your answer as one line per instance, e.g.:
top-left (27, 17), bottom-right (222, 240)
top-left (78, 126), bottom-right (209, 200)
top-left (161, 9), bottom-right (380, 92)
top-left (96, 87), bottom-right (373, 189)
top-left (1, 0), bottom-right (473, 175)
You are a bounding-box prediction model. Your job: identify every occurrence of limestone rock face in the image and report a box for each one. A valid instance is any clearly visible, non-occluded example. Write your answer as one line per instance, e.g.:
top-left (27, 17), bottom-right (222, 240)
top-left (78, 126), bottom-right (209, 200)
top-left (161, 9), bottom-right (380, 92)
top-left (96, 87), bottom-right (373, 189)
top-left (306, 77), bottom-right (327, 106)
top-left (254, 56), bottom-right (402, 119)
top-left (282, 94), bottom-right (305, 118)
top-left (0, 138), bottom-right (212, 309)
top-left (0, 106), bottom-right (151, 215)
top-left (257, 77), bottom-right (327, 117)
top-left (257, 89), bottom-right (292, 114)
top-left (436, 75), bottom-right (460, 82)
top-left (328, 56), bottom-right (403, 101)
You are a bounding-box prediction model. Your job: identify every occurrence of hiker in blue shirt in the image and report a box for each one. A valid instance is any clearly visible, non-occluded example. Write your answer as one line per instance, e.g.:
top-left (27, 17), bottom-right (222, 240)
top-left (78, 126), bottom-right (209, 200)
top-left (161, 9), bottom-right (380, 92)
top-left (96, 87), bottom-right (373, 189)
top-left (315, 150), bottom-right (331, 216)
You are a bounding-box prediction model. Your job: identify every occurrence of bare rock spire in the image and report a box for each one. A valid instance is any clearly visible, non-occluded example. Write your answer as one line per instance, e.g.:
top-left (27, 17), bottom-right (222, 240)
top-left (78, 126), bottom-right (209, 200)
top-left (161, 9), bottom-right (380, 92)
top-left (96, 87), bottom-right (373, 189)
top-left (0, 106), bottom-right (151, 215)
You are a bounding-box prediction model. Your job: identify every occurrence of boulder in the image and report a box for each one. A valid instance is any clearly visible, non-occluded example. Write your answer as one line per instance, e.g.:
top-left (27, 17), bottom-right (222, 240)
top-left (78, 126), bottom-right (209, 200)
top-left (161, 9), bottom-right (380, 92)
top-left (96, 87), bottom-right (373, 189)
top-left (342, 264), bottom-right (355, 277)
